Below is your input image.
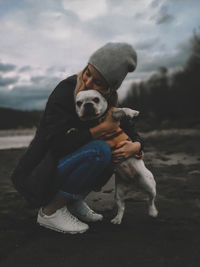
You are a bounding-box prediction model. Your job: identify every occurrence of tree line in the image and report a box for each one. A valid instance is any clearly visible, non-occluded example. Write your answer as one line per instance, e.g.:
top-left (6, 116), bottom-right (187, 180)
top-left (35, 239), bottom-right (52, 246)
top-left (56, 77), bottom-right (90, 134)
top-left (0, 107), bottom-right (42, 129)
top-left (121, 31), bottom-right (200, 130)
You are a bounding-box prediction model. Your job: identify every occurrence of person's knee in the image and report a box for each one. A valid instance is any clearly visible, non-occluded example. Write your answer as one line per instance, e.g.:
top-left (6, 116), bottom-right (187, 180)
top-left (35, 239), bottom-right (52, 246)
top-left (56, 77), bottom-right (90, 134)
top-left (89, 140), bottom-right (111, 165)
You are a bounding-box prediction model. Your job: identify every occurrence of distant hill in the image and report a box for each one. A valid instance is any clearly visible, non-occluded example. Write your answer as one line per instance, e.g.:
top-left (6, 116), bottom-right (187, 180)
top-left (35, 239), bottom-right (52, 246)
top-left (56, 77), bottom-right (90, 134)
top-left (0, 107), bottom-right (42, 129)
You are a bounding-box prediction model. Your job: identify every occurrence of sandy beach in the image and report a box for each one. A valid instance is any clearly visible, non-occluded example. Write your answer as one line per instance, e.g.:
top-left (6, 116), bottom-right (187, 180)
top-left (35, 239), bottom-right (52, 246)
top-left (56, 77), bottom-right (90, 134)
top-left (0, 128), bottom-right (200, 266)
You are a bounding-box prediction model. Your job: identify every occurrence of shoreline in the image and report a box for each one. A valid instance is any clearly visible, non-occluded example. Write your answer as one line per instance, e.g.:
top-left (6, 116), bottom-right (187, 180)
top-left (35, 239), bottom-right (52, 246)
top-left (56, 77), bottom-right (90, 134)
top-left (0, 127), bottom-right (199, 150)
top-left (0, 127), bottom-right (199, 137)
top-left (0, 127), bottom-right (36, 137)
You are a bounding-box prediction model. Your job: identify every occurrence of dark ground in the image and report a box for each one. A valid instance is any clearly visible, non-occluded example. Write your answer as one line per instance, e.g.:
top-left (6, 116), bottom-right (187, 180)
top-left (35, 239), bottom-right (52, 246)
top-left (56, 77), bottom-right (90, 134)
top-left (0, 129), bottom-right (200, 267)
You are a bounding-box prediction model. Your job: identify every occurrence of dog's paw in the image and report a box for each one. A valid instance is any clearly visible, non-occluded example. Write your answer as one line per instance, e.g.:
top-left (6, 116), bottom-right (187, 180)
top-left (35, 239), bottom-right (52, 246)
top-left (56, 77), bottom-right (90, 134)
top-left (111, 217), bottom-right (122, 224)
top-left (148, 206), bottom-right (158, 218)
top-left (112, 108), bottom-right (139, 121)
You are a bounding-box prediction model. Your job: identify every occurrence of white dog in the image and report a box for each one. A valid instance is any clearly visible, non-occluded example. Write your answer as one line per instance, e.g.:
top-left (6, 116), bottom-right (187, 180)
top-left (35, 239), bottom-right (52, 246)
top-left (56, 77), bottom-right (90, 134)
top-left (75, 90), bottom-right (158, 224)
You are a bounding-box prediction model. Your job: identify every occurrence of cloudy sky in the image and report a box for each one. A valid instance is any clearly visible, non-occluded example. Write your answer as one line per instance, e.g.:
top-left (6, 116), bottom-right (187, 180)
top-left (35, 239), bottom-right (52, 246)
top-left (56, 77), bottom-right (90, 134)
top-left (0, 0), bottom-right (199, 110)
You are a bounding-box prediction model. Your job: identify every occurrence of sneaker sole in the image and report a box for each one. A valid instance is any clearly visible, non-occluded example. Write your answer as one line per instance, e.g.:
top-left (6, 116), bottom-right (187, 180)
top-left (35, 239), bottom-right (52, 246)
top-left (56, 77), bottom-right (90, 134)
top-left (37, 222), bottom-right (89, 234)
top-left (81, 217), bottom-right (103, 222)
top-left (69, 211), bottom-right (103, 223)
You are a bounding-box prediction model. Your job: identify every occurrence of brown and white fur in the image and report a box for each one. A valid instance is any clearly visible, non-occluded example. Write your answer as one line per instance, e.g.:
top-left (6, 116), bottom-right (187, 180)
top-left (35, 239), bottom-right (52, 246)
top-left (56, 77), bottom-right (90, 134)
top-left (75, 90), bottom-right (158, 224)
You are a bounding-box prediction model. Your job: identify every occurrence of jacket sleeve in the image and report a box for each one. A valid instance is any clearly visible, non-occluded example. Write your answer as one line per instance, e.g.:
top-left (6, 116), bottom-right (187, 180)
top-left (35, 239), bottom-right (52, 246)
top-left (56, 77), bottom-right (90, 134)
top-left (120, 116), bottom-right (144, 151)
top-left (38, 79), bottom-right (93, 158)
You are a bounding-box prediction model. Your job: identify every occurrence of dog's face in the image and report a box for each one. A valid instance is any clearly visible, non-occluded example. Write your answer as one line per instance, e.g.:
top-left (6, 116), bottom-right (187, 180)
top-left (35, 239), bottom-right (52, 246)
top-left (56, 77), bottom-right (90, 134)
top-left (75, 90), bottom-right (108, 121)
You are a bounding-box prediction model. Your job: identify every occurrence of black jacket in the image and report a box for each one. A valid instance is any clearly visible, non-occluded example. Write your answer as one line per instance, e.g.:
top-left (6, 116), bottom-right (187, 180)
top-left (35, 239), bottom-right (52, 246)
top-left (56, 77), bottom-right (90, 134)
top-left (11, 75), bottom-right (144, 207)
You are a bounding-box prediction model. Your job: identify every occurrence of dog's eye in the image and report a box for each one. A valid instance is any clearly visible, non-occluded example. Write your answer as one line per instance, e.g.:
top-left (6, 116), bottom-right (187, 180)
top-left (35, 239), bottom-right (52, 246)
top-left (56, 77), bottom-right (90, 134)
top-left (93, 97), bottom-right (100, 103)
top-left (76, 101), bottom-right (82, 107)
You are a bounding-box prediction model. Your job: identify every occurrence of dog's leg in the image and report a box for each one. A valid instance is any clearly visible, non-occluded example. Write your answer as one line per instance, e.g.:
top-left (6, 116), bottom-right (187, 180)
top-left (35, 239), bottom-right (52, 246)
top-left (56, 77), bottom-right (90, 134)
top-left (111, 175), bottom-right (126, 224)
top-left (133, 159), bottom-right (158, 217)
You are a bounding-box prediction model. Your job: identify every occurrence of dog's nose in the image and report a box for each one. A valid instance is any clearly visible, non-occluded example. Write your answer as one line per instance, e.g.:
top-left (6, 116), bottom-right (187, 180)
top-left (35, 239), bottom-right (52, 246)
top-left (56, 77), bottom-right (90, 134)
top-left (84, 102), bottom-right (93, 108)
top-left (84, 102), bottom-right (94, 114)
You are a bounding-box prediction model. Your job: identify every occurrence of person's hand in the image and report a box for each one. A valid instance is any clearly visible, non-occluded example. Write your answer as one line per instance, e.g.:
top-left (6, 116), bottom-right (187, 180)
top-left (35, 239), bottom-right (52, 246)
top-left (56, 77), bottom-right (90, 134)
top-left (90, 109), bottom-right (120, 139)
top-left (112, 141), bottom-right (141, 163)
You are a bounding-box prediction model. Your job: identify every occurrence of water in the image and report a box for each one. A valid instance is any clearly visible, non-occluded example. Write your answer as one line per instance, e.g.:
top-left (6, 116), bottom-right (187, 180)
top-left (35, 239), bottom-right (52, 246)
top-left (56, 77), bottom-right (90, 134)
top-left (0, 135), bottom-right (33, 149)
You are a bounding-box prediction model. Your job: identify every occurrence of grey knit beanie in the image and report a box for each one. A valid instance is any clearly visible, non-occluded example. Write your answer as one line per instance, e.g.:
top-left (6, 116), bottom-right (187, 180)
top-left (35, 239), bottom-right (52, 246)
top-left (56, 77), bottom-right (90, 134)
top-left (88, 42), bottom-right (137, 90)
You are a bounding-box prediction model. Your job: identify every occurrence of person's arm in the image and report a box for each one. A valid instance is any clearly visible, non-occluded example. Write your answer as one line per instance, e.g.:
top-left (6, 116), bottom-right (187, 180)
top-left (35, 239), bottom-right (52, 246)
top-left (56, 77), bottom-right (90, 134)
top-left (112, 116), bottom-right (144, 163)
top-left (120, 116), bottom-right (144, 151)
top-left (90, 108), bottom-right (120, 139)
top-left (47, 111), bottom-right (119, 158)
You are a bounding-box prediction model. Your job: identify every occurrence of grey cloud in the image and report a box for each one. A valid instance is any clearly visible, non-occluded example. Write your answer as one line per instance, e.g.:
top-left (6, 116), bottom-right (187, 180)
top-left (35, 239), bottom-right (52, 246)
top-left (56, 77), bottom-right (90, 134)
top-left (0, 0), bottom-right (63, 16)
top-left (83, 16), bottom-right (120, 40)
top-left (62, 9), bottom-right (80, 24)
top-left (47, 66), bottom-right (56, 73)
top-left (0, 75), bottom-right (19, 86)
top-left (155, 6), bottom-right (174, 25)
top-left (0, 89), bottom-right (48, 110)
top-left (106, 0), bottom-right (124, 6)
top-left (134, 13), bottom-right (144, 20)
top-left (31, 76), bottom-right (46, 84)
top-left (0, 0), bottom-right (42, 25)
top-left (30, 75), bottom-right (62, 86)
top-left (137, 55), bottom-right (181, 72)
top-left (150, 0), bottom-right (160, 8)
top-left (135, 37), bottom-right (160, 51)
top-left (0, 85), bottom-right (50, 110)
top-left (107, 0), bottom-right (135, 7)
top-left (84, 9), bottom-right (160, 41)
top-left (0, 74), bottom-right (62, 110)
top-left (137, 37), bottom-right (193, 73)
top-left (84, 14), bottom-right (138, 40)
top-left (0, 62), bottom-right (16, 72)
top-left (11, 85), bottom-right (51, 98)
top-left (46, 66), bottom-right (67, 73)
top-left (19, 66), bottom-right (32, 72)
top-left (157, 13), bottom-right (174, 24)
top-left (0, 0), bottom-right (78, 30)
top-left (0, 0), bottom-right (26, 16)
top-left (176, 37), bottom-right (193, 55)
top-left (167, 0), bottom-right (196, 2)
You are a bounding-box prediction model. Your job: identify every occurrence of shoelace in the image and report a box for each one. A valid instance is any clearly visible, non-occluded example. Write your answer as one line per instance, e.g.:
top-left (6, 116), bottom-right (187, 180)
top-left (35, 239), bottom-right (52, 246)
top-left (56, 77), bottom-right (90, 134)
top-left (76, 202), bottom-right (91, 214)
top-left (75, 202), bottom-right (97, 216)
top-left (62, 207), bottom-right (83, 225)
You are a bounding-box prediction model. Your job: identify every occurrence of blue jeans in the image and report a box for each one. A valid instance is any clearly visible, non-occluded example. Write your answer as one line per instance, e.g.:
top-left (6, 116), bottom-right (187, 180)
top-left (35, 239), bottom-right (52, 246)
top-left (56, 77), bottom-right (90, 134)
top-left (56, 140), bottom-right (112, 200)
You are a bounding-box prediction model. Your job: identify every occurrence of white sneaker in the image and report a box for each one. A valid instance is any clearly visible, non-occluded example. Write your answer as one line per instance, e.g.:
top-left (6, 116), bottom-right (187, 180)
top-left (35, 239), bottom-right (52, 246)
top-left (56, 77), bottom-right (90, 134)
top-left (69, 200), bottom-right (103, 222)
top-left (37, 206), bottom-right (89, 234)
